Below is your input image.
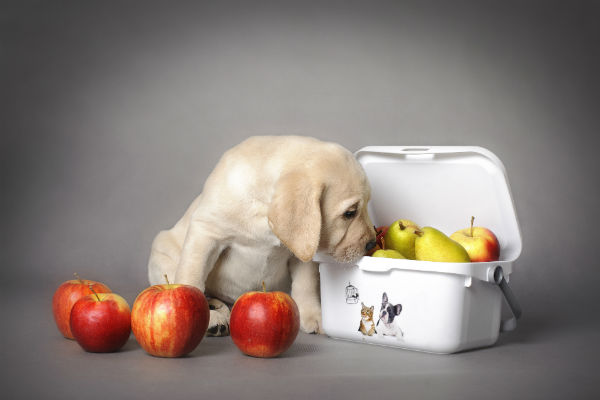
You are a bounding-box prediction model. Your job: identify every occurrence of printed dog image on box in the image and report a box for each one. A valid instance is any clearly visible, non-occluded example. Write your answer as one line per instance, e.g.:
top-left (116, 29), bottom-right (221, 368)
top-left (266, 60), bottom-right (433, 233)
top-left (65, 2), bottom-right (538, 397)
top-left (147, 136), bottom-right (376, 336)
top-left (377, 292), bottom-right (404, 339)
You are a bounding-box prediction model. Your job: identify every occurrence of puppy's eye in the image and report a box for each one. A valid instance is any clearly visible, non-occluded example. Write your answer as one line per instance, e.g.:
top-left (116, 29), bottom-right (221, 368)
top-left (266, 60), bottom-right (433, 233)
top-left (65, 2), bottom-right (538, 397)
top-left (343, 209), bottom-right (357, 219)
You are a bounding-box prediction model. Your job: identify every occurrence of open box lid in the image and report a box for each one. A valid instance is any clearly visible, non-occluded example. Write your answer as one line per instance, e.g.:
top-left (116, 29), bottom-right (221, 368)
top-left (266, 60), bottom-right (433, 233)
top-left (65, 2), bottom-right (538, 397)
top-left (356, 146), bottom-right (522, 265)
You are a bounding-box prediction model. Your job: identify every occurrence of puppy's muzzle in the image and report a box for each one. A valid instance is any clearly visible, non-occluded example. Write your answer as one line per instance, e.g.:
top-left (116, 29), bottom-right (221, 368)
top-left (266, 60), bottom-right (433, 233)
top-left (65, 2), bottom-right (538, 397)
top-left (365, 240), bottom-right (377, 252)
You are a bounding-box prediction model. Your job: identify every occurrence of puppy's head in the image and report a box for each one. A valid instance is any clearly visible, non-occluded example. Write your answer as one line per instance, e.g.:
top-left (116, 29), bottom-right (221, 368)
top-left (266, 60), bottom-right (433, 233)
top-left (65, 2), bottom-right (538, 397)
top-left (268, 142), bottom-right (376, 263)
top-left (379, 292), bottom-right (402, 325)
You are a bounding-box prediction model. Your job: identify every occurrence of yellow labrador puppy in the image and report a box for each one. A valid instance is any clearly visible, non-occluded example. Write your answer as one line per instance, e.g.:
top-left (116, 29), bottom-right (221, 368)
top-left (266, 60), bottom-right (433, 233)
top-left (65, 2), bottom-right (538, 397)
top-left (148, 136), bottom-right (376, 336)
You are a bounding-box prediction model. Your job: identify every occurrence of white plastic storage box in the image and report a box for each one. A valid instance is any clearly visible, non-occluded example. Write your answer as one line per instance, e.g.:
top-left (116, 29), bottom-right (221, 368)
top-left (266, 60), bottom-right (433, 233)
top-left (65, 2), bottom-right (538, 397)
top-left (317, 146), bottom-right (522, 354)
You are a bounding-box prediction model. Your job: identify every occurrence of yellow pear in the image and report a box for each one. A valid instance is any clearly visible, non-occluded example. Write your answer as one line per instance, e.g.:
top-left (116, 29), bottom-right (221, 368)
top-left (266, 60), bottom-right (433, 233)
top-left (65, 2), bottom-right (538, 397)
top-left (415, 227), bottom-right (471, 262)
top-left (383, 219), bottom-right (422, 259)
top-left (371, 249), bottom-right (406, 259)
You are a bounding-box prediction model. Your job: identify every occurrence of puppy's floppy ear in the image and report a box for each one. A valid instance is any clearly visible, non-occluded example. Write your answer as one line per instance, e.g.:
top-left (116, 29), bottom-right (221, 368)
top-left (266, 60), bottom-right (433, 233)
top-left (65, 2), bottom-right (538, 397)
top-left (268, 170), bottom-right (324, 262)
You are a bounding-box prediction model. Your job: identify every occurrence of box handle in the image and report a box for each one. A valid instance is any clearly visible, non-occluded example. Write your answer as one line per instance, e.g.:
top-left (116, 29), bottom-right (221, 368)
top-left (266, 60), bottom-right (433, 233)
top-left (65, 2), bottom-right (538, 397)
top-left (493, 266), bottom-right (522, 332)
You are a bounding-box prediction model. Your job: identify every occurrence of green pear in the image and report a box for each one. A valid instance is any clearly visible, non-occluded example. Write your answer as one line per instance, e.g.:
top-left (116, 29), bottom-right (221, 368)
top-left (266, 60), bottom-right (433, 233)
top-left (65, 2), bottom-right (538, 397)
top-left (415, 227), bottom-right (471, 262)
top-left (383, 219), bottom-right (422, 259)
top-left (371, 249), bottom-right (406, 259)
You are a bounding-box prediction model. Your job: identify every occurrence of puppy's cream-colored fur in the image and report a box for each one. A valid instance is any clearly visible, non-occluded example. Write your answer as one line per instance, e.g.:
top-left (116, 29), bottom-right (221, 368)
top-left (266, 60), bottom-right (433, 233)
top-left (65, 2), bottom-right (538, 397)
top-left (148, 136), bottom-right (375, 334)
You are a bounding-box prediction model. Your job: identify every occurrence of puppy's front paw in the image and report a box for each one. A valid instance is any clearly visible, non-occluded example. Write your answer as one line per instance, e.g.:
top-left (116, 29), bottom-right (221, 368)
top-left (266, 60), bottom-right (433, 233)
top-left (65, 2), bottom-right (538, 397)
top-left (206, 298), bottom-right (230, 337)
top-left (299, 304), bottom-right (323, 334)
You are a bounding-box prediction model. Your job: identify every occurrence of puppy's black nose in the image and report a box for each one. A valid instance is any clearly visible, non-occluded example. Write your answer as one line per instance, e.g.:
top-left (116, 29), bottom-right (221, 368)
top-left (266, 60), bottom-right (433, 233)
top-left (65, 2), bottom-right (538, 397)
top-left (365, 240), bottom-right (377, 252)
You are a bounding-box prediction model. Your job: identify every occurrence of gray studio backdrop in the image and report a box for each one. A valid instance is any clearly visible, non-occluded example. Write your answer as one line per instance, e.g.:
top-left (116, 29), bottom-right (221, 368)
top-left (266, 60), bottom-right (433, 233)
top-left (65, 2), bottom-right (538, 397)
top-left (4, 1), bottom-right (599, 330)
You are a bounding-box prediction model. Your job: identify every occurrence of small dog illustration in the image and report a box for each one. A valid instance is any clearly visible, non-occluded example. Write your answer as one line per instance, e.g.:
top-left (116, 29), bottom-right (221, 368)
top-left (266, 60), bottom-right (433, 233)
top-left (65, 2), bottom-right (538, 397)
top-left (377, 292), bottom-right (404, 338)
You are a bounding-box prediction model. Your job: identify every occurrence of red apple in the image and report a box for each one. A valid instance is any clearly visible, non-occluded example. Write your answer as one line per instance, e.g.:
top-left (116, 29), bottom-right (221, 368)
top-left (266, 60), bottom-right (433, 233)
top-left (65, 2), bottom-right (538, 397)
top-left (70, 290), bottom-right (131, 352)
top-left (52, 274), bottom-right (112, 339)
top-left (131, 276), bottom-right (210, 357)
top-left (230, 283), bottom-right (300, 358)
top-left (450, 216), bottom-right (500, 262)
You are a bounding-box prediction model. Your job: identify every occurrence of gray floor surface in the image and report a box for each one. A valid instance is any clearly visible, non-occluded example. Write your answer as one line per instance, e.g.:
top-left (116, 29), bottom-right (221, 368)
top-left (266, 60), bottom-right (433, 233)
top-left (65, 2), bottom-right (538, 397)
top-left (4, 286), bottom-right (599, 400)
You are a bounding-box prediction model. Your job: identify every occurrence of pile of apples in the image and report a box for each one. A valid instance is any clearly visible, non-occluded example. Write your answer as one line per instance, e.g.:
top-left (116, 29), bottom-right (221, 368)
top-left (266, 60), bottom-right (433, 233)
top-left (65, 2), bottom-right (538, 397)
top-left (52, 274), bottom-right (299, 358)
top-left (370, 216), bottom-right (500, 263)
top-left (52, 274), bottom-right (210, 356)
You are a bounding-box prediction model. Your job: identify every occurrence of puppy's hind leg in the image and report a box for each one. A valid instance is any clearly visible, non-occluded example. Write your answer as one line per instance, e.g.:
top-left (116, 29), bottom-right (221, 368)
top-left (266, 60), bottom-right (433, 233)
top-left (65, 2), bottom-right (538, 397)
top-left (174, 220), bottom-right (226, 291)
top-left (206, 298), bottom-right (231, 337)
top-left (148, 230), bottom-right (180, 286)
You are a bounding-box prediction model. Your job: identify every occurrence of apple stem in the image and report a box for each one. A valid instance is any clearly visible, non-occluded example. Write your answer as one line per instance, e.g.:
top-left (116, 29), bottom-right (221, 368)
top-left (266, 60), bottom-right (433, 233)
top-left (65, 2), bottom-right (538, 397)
top-left (262, 281), bottom-right (266, 292)
top-left (88, 284), bottom-right (101, 301)
top-left (399, 221), bottom-right (405, 230)
top-left (381, 236), bottom-right (386, 250)
top-left (415, 230), bottom-right (424, 237)
top-left (470, 216), bottom-right (475, 237)
top-left (73, 272), bottom-right (84, 285)
top-left (164, 274), bottom-right (170, 285)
